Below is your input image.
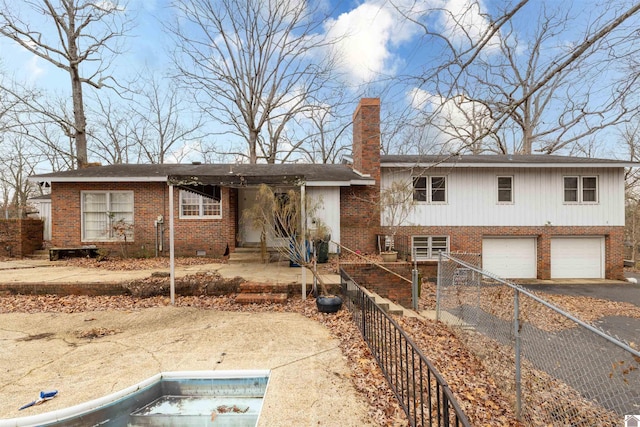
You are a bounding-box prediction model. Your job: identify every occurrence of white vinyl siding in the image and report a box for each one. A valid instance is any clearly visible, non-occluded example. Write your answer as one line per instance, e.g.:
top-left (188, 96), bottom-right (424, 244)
top-left (482, 238), bottom-right (537, 279)
top-left (82, 191), bottom-right (134, 242)
top-left (412, 236), bottom-right (449, 261)
top-left (381, 167), bottom-right (624, 227)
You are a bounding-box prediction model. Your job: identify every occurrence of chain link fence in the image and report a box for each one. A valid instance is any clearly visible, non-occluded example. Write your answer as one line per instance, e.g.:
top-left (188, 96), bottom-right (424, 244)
top-left (436, 252), bottom-right (640, 426)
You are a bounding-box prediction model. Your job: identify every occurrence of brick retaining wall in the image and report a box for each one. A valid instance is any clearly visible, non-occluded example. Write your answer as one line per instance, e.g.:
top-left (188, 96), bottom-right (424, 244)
top-left (0, 219), bottom-right (43, 257)
top-left (341, 262), bottom-right (438, 307)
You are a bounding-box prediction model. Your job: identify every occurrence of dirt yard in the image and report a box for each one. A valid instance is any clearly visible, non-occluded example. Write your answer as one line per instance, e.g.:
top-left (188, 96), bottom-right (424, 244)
top-left (0, 301), bottom-right (379, 426)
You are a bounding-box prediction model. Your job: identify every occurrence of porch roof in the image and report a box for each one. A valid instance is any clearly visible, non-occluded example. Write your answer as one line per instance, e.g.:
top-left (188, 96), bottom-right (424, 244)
top-left (29, 163), bottom-right (376, 187)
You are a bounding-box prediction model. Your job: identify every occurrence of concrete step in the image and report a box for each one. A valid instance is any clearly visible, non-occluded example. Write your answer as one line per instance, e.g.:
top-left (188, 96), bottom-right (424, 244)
top-left (24, 250), bottom-right (50, 260)
top-left (228, 250), bottom-right (266, 264)
top-left (235, 292), bottom-right (288, 305)
top-left (361, 287), bottom-right (418, 317)
top-left (240, 282), bottom-right (283, 293)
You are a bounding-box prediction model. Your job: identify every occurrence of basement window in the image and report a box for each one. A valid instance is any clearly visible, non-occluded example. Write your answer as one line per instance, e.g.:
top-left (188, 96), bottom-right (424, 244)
top-left (412, 236), bottom-right (449, 261)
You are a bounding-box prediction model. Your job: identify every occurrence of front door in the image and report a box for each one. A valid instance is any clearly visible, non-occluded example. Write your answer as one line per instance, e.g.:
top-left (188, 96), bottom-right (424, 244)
top-left (237, 188), bottom-right (262, 246)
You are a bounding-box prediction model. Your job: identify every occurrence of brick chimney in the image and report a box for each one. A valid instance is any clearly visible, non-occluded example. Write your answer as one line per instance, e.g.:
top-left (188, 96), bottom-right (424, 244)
top-left (352, 98), bottom-right (380, 182)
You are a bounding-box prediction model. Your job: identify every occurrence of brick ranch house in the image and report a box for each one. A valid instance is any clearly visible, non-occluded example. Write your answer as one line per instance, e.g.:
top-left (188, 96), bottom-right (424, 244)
top-left (30, 98), bottom-right (634, 280)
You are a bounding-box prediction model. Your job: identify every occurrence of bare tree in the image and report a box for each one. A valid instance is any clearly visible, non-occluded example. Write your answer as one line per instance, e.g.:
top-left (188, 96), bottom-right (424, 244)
top-left (394, 1), bottom-right (640, 156)
top-left (475, 7), bottom-right (634, 154)
top-left (297, 105), bottom-right (352, 164)
top-left (0, 133), bottom-right (42, 218)
top-left (0, 0), bottom-right (132, 168)
top-left (128, 73), bottom-right (205, 164)
top-left (87, 95), bottom-right (136, 165)
top-left (169, 0), bottom-right (338, 164)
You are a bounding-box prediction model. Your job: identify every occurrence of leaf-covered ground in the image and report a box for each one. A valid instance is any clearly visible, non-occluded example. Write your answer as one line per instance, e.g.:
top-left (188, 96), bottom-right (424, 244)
top-left (6, 258), bottom-right (639, 425)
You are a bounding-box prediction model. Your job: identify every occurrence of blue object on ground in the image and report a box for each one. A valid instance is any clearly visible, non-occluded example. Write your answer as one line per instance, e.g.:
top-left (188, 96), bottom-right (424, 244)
top-left (19, 390), bottom-right (58, 410)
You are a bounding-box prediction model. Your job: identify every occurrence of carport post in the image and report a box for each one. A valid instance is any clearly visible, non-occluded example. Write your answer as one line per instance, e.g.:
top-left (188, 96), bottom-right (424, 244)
top-left (514, 289), bottom-right (522, 420)
top-left (300, 183), bottom-right (306, 300)
top-left (411, 248), bottom-right (419, 311)
top-left (169, 184), bottom-right (175, 305)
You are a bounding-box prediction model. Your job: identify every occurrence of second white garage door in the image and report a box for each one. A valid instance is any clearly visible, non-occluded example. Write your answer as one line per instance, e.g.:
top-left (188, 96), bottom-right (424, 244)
top-left (551, 237), bottom-right (604, 279)
top-left (482, 238), bottom-right (537, 279)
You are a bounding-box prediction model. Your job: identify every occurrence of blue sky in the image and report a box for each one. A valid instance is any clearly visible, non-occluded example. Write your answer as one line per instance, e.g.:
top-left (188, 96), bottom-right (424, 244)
top-left (0, 0), bottom-right (637, 166)
top-left (1, 0), bottom-right (500, 95)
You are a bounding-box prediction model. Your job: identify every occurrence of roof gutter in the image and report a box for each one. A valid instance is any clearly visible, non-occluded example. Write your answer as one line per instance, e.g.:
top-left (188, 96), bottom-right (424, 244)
top-left (381, 162), bottom-right (637, 168)
top-left (27, 176), bottom-right (169, 183)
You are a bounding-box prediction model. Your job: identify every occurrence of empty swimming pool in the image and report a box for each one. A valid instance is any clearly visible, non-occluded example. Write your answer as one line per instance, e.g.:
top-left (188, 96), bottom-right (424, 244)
top-left (0, 370), bottom-right (270, 427)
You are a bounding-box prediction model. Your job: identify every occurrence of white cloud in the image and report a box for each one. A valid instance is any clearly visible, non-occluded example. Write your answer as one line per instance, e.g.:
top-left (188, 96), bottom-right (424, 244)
top-left (439, 0), bottom-right (500, 52)
top-left (24, 55), bottom-right (44, 82)
top-left (323, 1), bottom-right (426, 84)
top-left (322, 0), bottom-right (500, 85)
top-left (407, 87), bottom-right (495, 153)
top-left (408, 87), bottom-right (436, 110)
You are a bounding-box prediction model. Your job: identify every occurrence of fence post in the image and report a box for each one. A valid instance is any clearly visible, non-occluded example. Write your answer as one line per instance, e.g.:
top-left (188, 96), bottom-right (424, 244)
top-left (436, 252), bottom-right (443, 320)
top-left (412, 248), bottom-right (419, 311)
top-left (514, 289), bottom-right (522, 420)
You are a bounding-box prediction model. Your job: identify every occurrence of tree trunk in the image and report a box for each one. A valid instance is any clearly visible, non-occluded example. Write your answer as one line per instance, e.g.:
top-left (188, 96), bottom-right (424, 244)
top-left (66, 6), bottom-right (88, 170)
top-left (249, 129), bottom-right (258, 164)
top-left (70, 65), bottom-right (88, 169)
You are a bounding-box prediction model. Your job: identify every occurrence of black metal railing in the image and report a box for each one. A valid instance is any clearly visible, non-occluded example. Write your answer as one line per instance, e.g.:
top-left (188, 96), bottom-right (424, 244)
top-left (340, 268), bottom-right (471, 427)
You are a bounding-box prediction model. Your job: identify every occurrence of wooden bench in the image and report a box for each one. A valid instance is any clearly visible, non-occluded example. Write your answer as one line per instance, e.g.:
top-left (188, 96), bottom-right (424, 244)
top-left (49, 246), bottom-right (99, 261)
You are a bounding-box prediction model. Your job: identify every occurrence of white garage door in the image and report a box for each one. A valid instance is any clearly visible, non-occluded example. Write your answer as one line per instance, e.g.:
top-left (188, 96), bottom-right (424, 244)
top-left (482, 238), bottom-right (537, 279)
top-left (551, 237), bottom-right (604, 279)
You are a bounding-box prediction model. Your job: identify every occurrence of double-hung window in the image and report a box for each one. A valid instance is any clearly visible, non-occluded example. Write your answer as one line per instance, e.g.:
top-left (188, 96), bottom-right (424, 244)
top-left (413, 176), bottom-right (447, 203)
top-left (82, 191), bottom-right (134, 241)
top-left (180, 185), bottom-right (222, 218)
top-left (564, 176), bottom-right (598, 203)
top-left (497, 176), bottom-right (513, 203)
top-left (412, 236), bottom-right (449, 261)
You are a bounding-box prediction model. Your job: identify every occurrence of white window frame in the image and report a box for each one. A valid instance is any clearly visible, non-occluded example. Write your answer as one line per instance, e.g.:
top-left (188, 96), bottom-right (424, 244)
top-left (179, 189), bottom-right (222, 219)
top-left (497, 176), bottom-right (514, 204)
top-left (81, 191), bottom-right (134, 242)
top-left (412, 175), bottom-right (447, 203)
top-left (412, 236), bottom-right (449, 261)
top-left (563, 175), bottom-right (598, 204)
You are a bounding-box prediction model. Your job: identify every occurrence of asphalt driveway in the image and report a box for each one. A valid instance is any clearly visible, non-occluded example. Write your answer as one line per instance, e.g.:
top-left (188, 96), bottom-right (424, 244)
top-left (522, 275), bottom-right (640, 346)
top-left (523, 274), bottom-right (640, 306)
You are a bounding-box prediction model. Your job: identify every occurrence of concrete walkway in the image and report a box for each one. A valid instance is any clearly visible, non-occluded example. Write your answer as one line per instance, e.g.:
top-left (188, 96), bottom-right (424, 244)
top-left (0, 259), bottom-right (340, 292)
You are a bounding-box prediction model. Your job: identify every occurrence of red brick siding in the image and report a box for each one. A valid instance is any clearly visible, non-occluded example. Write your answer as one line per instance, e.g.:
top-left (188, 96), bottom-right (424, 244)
top-left (341, 98), bottom-right (382, 254)
top-left (379, 225), bottom-right (624, 280)
top-left (352, 98), bottom-right (381, 181)
top-left (340, 186), bottom-right (380, 253)
top-left (341, 262), bottom-right (438, 307)
top-left (0, 219), bottom-right (43, 257)
top-left (51, 182), bottom-right (236, 257)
